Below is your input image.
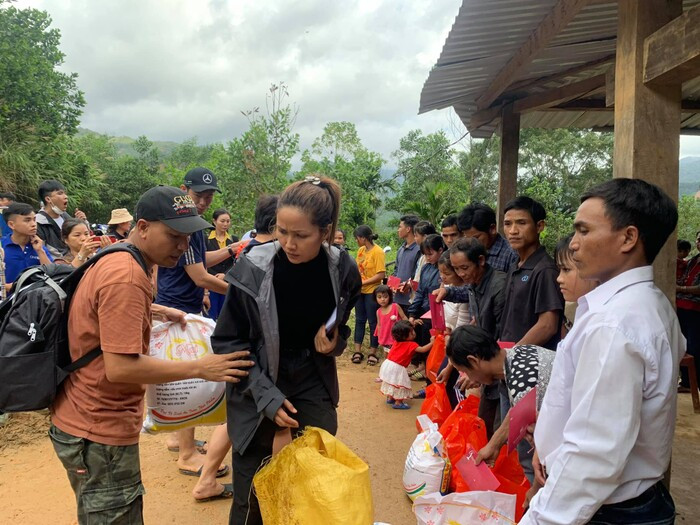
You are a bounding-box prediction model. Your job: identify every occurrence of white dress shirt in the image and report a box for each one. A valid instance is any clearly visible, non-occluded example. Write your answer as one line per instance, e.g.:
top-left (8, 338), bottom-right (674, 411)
top-left (521, 266), bottom-right (685, 525)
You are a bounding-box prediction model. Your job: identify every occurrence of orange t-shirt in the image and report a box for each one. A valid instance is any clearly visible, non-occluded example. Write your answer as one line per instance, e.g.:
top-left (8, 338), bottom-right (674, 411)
top-left (51, 251), bottom-right (153, 446)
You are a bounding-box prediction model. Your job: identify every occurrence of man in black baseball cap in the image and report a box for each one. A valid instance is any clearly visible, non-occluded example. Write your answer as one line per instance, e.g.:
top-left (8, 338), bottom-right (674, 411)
top-left (157, 169), bottom-right (238, 481)
top-left (184, 167), bottom-right (222, 194)
top-left (50, 184), bottom-right (253, 523)
top-left (135, 185), bottom-right (212, 235)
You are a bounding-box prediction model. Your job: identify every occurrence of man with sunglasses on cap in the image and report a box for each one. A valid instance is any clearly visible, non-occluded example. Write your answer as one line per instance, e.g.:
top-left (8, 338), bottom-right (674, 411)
top-left (155, 167), bottom-right (239, 482)
top-left (50, 186), bottom-right (254, 525)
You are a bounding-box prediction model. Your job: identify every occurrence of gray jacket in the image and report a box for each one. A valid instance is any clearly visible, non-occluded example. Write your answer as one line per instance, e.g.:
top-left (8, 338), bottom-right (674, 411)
top-left (211, 241), bottom-right (361, 454)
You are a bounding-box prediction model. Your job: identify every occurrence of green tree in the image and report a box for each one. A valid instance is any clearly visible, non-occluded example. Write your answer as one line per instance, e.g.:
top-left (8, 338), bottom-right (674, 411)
top-left (0, 1), bottom-right (84, 140)
top-left (403, 181), bottom-right (457, 226)
top-left (214, 83), bottom-right (300, 232)
top-left (299, 122), bottom-right (391, 230)
top-left (678, 195), bottom-right (700, 255)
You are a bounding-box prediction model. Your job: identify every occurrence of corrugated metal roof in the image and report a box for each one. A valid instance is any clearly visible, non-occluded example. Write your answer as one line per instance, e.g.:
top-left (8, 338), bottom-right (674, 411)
top-left (420, 0), bottom-right (700, 136)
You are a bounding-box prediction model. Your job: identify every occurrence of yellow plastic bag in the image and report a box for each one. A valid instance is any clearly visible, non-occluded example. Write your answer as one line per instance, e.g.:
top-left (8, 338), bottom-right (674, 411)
top-left (254, 427), bottom-right (374, 525)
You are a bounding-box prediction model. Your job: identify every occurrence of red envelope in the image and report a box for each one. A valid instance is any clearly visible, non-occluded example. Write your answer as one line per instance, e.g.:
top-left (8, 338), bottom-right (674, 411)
top-left (410, 279), bottom-right (419, 291)
top-left (387, 275), bottom-right (401, 290)
top-left (498, 341), bottom-right (516, 349)
top-left (508, 387), bottom-right (537, 453)
top-left (420, 310), bottom-right (432, 320)
top-left (429, 294), bottom-right (446, 332)
top-left (455, 444), bottom-right (501, 492)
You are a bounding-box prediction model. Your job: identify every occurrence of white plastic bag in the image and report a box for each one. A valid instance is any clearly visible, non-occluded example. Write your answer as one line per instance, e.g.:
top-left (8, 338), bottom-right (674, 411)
top-left (142, 314), bottom-right (226, 433)
top-left (403, 415), bottom-right (451, 501)
top-left (413, 491), bottom-right (517, 525)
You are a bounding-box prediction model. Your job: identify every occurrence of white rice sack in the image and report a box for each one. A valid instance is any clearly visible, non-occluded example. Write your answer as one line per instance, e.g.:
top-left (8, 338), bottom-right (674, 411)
top-left (142, 314), bottom-right (226, 433)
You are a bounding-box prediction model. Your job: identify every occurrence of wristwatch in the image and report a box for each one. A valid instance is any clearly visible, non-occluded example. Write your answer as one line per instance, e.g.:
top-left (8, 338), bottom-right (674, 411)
top-left (228, 245), bottom-right (235, 257)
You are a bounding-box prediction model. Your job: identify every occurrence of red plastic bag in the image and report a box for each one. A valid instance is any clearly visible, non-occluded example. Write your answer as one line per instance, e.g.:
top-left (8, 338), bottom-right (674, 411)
top-left (493, 446), bottom-right (530, 522)
top-left (416, 383), bottom-right (451, 431)
top-left (437, 396), bottom-right (488, 493)
top-left (425, 333), bottom-right (446, 383)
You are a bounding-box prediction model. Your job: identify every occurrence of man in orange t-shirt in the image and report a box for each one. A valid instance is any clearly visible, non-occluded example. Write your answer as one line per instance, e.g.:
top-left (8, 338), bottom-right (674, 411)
top-left (49, 186), bottom-right (254, 525)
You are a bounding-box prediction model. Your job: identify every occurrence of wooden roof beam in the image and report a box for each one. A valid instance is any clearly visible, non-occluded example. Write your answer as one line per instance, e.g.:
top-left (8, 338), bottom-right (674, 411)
top-left (644, 4), bottom-right (700, 85)
top-left (505, 54), bottom-right (615, 95)
top-left (512, 74), bottom-right (606, 114)
top-left (543, 99), bottom-right (700, 112)
top-left (475, 0), bottom-right (592, 111)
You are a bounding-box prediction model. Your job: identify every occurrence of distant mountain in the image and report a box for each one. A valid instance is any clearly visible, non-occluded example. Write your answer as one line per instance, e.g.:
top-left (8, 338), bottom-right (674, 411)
top-left (680, 156), bottom-right (700, 196)
top-left (77, 127), bottom-right (180, 158)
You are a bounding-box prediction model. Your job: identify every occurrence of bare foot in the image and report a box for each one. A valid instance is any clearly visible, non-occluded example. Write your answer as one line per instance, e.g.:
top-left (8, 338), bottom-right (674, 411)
top-left (177, 450), bottom-right (207, 473)
top-left (193, 479), bottom-right (228, 500)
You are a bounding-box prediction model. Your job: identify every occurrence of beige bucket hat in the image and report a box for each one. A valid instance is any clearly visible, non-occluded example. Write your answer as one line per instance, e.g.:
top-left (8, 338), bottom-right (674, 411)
top-left (107, 208), bottom-right (134, 225)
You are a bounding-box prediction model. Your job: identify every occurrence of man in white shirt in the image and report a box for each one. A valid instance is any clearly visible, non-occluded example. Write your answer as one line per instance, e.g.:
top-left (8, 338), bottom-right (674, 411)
top-left (522, 179), bottom-right (684, 525)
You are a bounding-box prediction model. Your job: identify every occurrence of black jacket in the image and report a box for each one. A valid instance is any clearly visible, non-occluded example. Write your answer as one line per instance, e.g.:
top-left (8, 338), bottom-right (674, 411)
top-left (36, 210), bottom-right (71, 258)
top-left (211, 242), bottom-right (361, 454)
top-left (205, 231), bottom-right (239, 276)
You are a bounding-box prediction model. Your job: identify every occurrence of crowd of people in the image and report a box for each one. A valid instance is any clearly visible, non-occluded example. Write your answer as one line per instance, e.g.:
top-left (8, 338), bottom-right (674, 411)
top-left (0, 167), bottom-right (696, 524)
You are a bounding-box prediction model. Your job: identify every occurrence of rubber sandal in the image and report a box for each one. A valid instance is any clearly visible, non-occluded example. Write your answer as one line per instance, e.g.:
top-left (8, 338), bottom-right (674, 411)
top-left (386, 396), bottom-right (395, 404)
top-left (414, 389), bottom-right (426, 399)
top-left (367, 354), bottom-right (379, 366)
top-left (168, 439), bottom-right (208, 454)
top-left (410, 370), bottom-right (426, 381)
top-left (194, 483), bottom-right (233, 503)
top-left (351, 352), bottom-right (364, 364)
top-left (179, 464), bottom-right (229, 478)
top-left (392, 402), bottom-right (410, 410)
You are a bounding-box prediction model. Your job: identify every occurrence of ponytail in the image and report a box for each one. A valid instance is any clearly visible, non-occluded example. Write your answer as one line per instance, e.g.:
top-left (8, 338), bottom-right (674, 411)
top-left (278, 174), bottom-right (341, 244)
top-left (353, 225), bottom-right (377, 243)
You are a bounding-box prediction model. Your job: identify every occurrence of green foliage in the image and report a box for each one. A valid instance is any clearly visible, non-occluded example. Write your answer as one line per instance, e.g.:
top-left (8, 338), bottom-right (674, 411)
top-left (403, 181), bottom-right (457, 226)
top-left (300, 122), bottom-right (392, 233)
top-left (0, 2), bottom-right (84, 141)
top-left (213, 83), bottom-right (300, 232)
top-left (678, 195), bottom-right (700, 255)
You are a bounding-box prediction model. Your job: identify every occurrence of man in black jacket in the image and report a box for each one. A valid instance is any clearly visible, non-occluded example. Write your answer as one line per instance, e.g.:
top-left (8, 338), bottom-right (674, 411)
top-left (36, 180), bottom-right (88, 259)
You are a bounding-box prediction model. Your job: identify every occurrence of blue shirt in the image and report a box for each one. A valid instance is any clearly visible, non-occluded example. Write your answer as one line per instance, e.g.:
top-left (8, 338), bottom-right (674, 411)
top-left (408, 262), bottom-right (441, 318)
top-left (1, 233), bottom-right (54, 283)
top-left (0, 215), bottom-right (10, 238)
top-left (156, 230), bottom-right (207, 313)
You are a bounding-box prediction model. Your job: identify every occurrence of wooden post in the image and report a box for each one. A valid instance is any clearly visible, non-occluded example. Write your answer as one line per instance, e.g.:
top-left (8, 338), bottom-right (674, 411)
top-left (497, 104), bottom-right (520, 232)
top-left (613, 0), bottom-right (682, 303)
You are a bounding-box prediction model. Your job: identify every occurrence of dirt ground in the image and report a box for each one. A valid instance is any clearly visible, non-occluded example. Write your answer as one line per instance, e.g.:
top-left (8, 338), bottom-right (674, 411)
top-left (1, 363), bottom-right (699, 524)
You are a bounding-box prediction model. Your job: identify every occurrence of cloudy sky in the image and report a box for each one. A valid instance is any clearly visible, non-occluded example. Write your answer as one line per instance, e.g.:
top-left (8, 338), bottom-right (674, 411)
top-left (17, 0), bottom-right (700, 164)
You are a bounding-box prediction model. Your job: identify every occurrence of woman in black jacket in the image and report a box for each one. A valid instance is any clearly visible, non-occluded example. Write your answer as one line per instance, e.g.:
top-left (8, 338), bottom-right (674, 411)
top-left (205, 208), bottom-right (239, 320)
top-left (211, 175), bottom-right (361, 525)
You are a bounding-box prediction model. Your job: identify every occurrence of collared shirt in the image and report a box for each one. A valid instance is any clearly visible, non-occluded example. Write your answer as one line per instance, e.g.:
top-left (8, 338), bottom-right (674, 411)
top-left (488, 233), bottom-right (518, 273)
top-left (501, 245), bottom-right (563, 349)
top-left (1, 233), bottom-right (54, 283)
top-left (522, 266), bottom-right (685, 525)
top-left (393, 241), bottom-right (420, 305)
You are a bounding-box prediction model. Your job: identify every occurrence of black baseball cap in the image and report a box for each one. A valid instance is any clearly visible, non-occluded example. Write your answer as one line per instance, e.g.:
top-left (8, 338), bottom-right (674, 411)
top-left (184, 167), bottom-right (221, 193)
top-left (135, 186), bottom-right (212, 234)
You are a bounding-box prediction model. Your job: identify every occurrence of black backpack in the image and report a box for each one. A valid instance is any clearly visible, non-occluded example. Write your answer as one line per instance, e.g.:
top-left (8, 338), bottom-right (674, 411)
top-left (0, 243), bottom-right (148, 412)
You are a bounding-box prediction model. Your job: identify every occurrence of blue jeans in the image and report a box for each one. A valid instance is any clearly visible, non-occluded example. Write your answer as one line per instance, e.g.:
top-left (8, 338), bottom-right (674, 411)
top-left (588, 482), bottom-right (675, 524)
top-left (354, 293), bottom-right (379, 349)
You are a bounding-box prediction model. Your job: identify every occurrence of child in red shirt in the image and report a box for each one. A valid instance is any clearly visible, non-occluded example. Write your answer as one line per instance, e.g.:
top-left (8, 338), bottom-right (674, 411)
top-left (379, 320), bottom-right (433, 409)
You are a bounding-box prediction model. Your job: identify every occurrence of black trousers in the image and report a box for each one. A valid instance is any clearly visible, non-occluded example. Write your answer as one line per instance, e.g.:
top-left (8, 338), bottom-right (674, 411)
top-left (230, 352), bottom-right (338, 525)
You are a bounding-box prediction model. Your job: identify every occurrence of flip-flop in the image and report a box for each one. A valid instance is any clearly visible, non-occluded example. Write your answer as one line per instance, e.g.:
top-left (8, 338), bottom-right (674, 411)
top-left (168, 439), bottom-right (208, 454)
top-left (410, 370), bottom-right (426, 381)
top-left (179, 464), bottom-right (229, 478)
top-left (194, 483), bottom-right (233, 503)
top-left (392, 402), bottom-right (410, 410)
